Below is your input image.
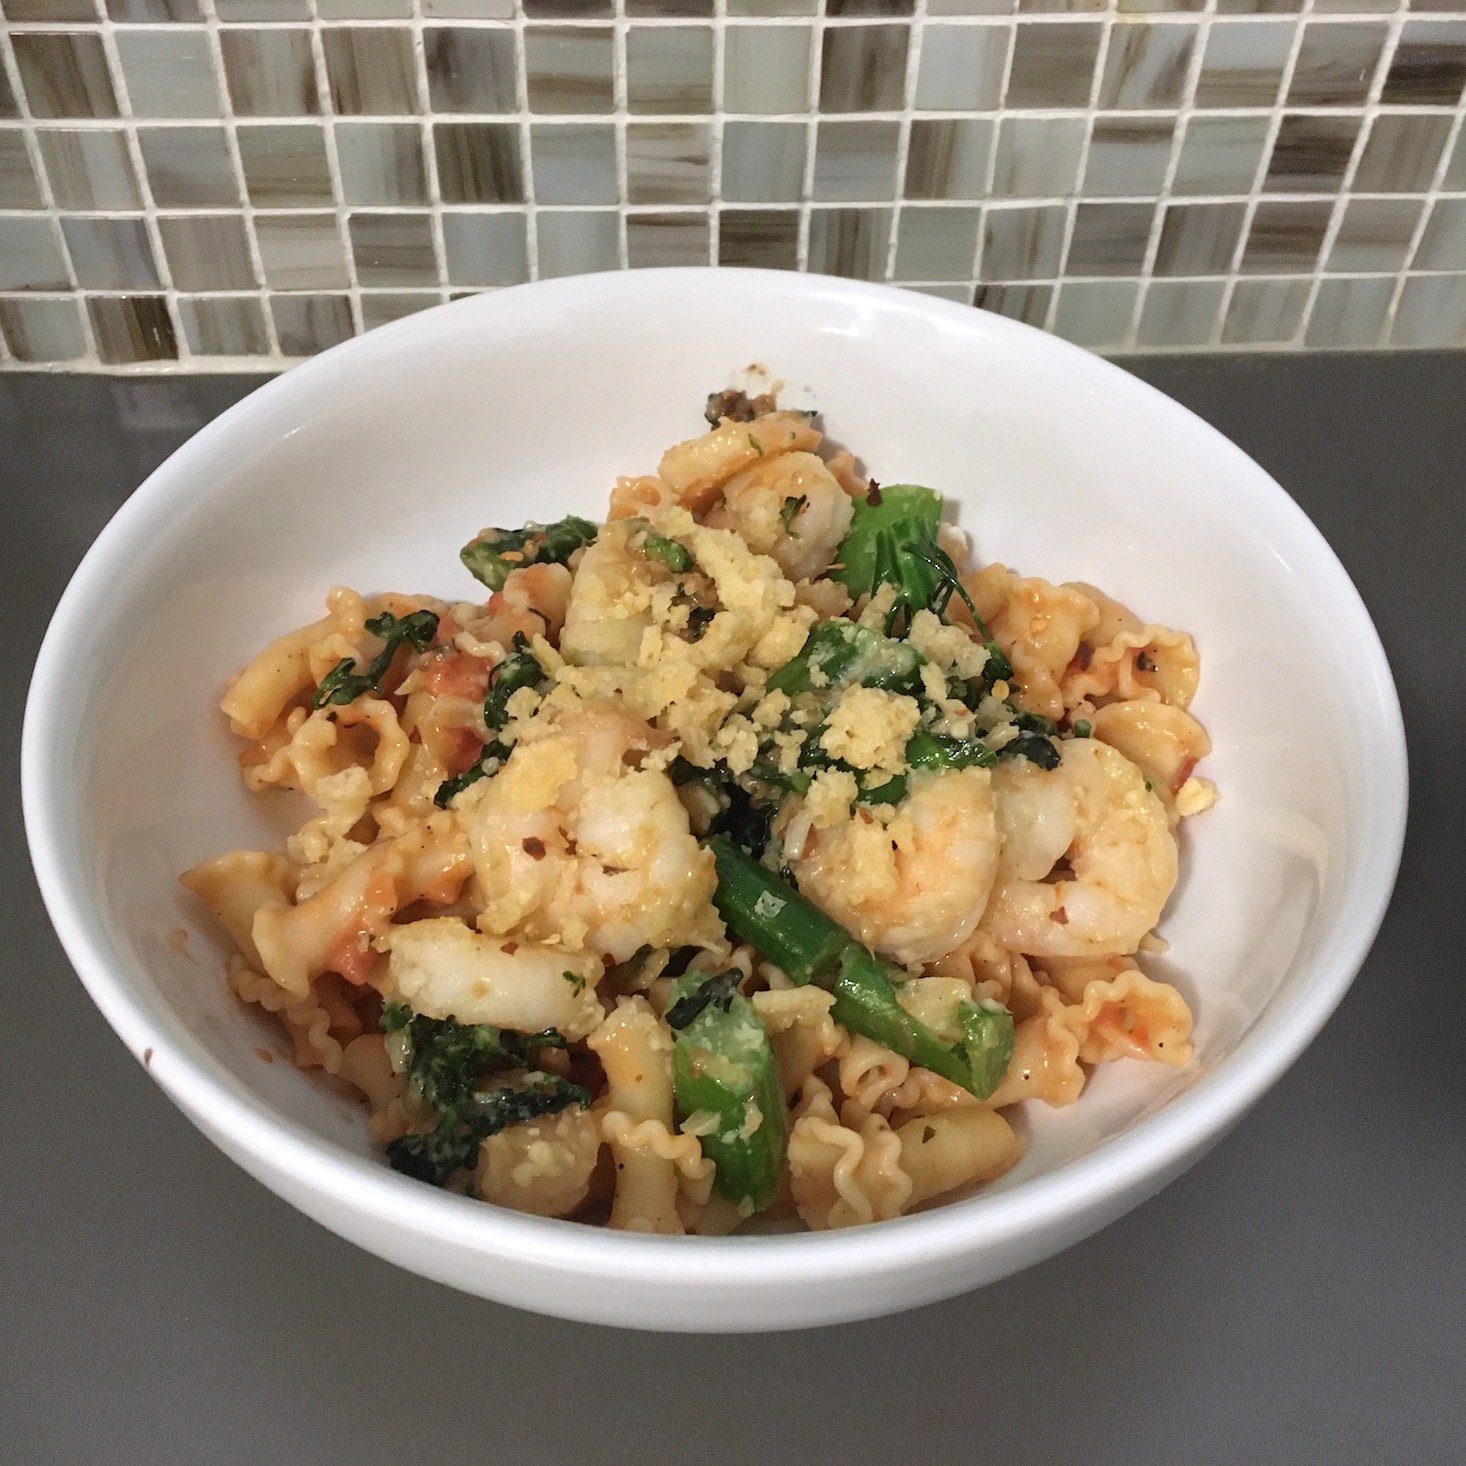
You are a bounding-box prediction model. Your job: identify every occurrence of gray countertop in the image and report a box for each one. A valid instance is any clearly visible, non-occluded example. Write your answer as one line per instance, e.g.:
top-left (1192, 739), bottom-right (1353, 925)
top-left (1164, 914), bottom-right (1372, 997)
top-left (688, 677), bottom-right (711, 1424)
top-left (2, 357), bottom-right (1460, 1465)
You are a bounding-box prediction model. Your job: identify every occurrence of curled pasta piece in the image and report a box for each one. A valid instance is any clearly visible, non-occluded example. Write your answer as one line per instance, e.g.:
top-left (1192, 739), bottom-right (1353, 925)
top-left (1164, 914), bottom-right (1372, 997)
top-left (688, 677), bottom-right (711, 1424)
top-left (1040, 957), bottom-right (1195, 1067)
top-left (986, 987), bottom-right (1087, 1108)
top-left (476, 1105), bottom-right (602, 1219)
top-left (252, 814), bottom-right (471, 995)
top-left (244, 696), bottom-right (411, 802)
top-left (220, 613), bottom-right (335, 740)
top-left (1088, 699), bottom-right (1212, 816)
top-left (337, 1032), bottom-right (418, 1144)
top-left (230, 962), bottom-right (358, 1074)
top-left (179, 850), bottom-right (295, 970)
top-left (589, 997), bottom-right (691, 1234)
top-left (961, 564), bottom-right (1100, 721)
top-left (837, 1033), bottom-right (911, 1122)
top-left (787, 1076), bottom-right (913, 1230)
top-left (751, 987), bottom-right (843, 1097)
top-left (897, 1108), bottom-right (1022, 1209)
top-left (1063, 583), bottom-right (1199, 711)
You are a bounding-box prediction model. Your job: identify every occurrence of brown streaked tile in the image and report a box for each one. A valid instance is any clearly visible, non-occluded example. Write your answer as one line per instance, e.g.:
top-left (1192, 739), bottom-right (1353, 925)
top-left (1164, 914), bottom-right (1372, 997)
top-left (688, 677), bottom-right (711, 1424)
top-left (721, 120), bottom-right (806, 203)
top-left (1305, 277), bottom-right (1393, 349)
top-left (1414, 197), bottom-right (1466, 272)
top-left (1067, 202), bottom-right (1155, 277)
top-left (536, 210), bottom-right (619, 277)
top-left (813, 119), bottom-right (901, 202)
top-left (626, 122), bottom-right (711, 206)
top-left (442, 212), bottom-right (529, 287)
top-left (1018, 0), bottom-right (1104, 11)
top-left (1286, 22), bottom-right (1388, 108)
top-left (270, 293), bottom-right (352, 355)
top-left (1351, 113), bottom-right (1453, 193)
top-left (1053, 280), bottom-right (1139, 349)
top-left (158, 214), bottom-right (256, 290)
top-left (1263, 114), bottom-right (1361, 194)
top-left (531, 123), bottom-right (618, 205)
top-left (116, 29), bottom-right (222, 118)
top-left (627, 26), bottom-right (715, 115)
top-left (1097, 21), bottom-right (1197, 111)
top-left (1446, 126), bottom-right (1466, 190)
top-left (1172, 115), bottom-right (1271, 196)
top-left (1311, 0), bottom-right (1394, 11)
top-left (178, 296), bottom-right (271, 357)
top-left (1153, 201), bottom-right (1247, 276)
top-left (627, 1), bottom-right (716, 14)
top-left (138, 126), bottom-right (240, 208)
top-left (825, 0), bottom-right (913, 13)
top-left (892, 206), bottom-right (980, 280)
top-left (808, 207), bottom-right (892, 280)
top-left (1194, 20), bottom-right (1293, 109)
top-left (324, 28), bottom-right (420, 117)
top-left (1215, 0), bottom-right (1303, 12)
top-left (905, 118), bottom-right (993, 200)
top-left (905, 284), bottom-right (971, 303)
top-left (12, 32), bottom-right (118, 120)
top-left (0, 132), bottom-right (43, 209)
top-left (422, 0), bottom-right (517, 15)
top-left (973, 282), bottom-right (1052, 329)
top-left (982, 203), bottom-right (1065, 279)
top-left (914, 24), bottom-right (1009, 111)
top-left (1118, 0), bottom-right (1203, 14)
top-left (723, 25), bottom-right (812, 114)
top-left (1082, 118), bottom-right (1175, 197)
top-left (1326, 198), bottom-right (1423, 273)
top-left (1221, 278), bottom-right (1310, 345)
top-left (424, 28), bottom-right (517, 116)
top-left (1380, 21), bottom-right (1466, 106)
top-left (237, 124), bottom-right (334, 207)
top-left (220, 29), bottom-right (320, 118)
top-left (104, 0), bottom-right (203, 16)
top-left (0, 296), bottom-right (87, 363)
top-left (86, 294), bottom-right (177, 364)
top-left (1136, 279), bottom-right (1224, 348)
top-left (728, 0), bottom-right (816, 12)
top-left (1390, 276), bottom-right (1466, 348)
top-left (37, 128), bottom-right (140, 210)
top-left (0, 60), bottom-right (16, 121)
top-left (626, 212), bottom-right (711, 268)
top-left (719, 208), bottom-right (800, 270)
top-left (254, 212), bottom-right (349, 289)
top-left (361, 292), bottom-right (441, 330)
top-left (61, 216), bottom-right (160, 290)
top-left (349, 212), bottom-right (437, 287)
top-left (0, 218), bottom-right (70, 291)
top-left (1005, 22), bottom-right (1103, 109)
top-left (1239, 199), bottom-right (1333, 273)
top-left (524, 26), bottom-right (615, 115)
top-left (521, 0), bottom-right (609, 13)
top-left (990, 117), bottom-right (1085, 199)
top-left (434, 122), bottom-right (524, 204)
top-left (819, 24), bottom-right (909, 113)
top-left (335, 121), bottom-right (429, 206)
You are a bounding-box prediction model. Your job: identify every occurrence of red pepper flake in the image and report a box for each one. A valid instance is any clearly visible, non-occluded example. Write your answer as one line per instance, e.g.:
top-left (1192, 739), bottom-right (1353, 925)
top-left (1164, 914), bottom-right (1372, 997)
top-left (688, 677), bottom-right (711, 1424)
top-left (501, 941), bottom-right (519, 956)
top-left (1052, 905), bottom-right (1069, 925)
top-left (1137, 651), bottom-right (1156, 672)
top-left (142, 1047), bottom-right (153, 1067)
top-left (1173, 756), bottom-right (1198, 792)
top-left (256, 1047), bottom-right (275, 1064)
top-left (866, 483), bottom-right (883, 506)
top-left (522, 836), bottom-right (546, 860)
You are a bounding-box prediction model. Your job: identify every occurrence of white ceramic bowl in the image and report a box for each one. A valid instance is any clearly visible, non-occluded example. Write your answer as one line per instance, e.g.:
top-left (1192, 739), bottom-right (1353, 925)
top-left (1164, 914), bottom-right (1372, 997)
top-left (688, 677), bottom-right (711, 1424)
top-left (24, 269), bottom-right (1405, 1331)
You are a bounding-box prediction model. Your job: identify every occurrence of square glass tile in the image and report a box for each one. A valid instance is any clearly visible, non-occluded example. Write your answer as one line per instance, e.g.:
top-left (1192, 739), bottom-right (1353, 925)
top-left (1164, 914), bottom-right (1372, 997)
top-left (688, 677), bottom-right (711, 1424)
top-left (335, 122), bottom-right (429, 206)
top-left (1414, 198), bottom-right (1466, 272)
top-left (1153, 202), bottom-right (1247, 276)
top-left (719, 209), bottom-right (799, 271)
top-left (116, 30), bottom-right (223, 119)
top-left (1305, 276), bottom-right (1392, 350)
top-left (237, 125), bottom-right (335, 208)
top-left (892, 206), bottom-right (980, 280)
top-left (37, 128), bottom-right (140, 211)
top-left (531, 124), bottom-right (618, 206)
top-left (1067, 202), bottom-right (1156, 278)
top-left (13, 33), bottom-right (118, 120)
top-left (915, 25), bottom-right (1009, 111)
top-left (1263, 115), bottom-right (1361, 194)
top-left (1285, 22), bottom-right (1388, 108)
top-left (905, 118), bottom-right (993, 200)
top-left (1325, 198), bottom-right (1423, 273)
top-left (819, 25), bottom-right (909, 113)
top-left (86, 295), bottom-right (177, 364)
top-left (0, 297), bottom-right (87, 363)
top-left (1239, 199), bottom-right (1333, 272)
top-left (138, 127), bottom-right (241, 209)
top-left (626, 213), bottom-right (711, 268)
top-left (1053, 280), bottom-right (1139, 349)
top-left (435, 123), bottom-right (525, 204)
top-left (524, 27), bottom-right (615, 115)
top-left (626, 123), bottom-right (712, 206)
top-left (1194, 21), bottom-right (1293, 109)
top-left (442, 212), bottom-right (529, 287)
top-left (722, 121), bottom-right (806, 203)
top-left (627, 27), bottom-right (715, 115)
top-left (158, 214), bottom-right (257, 290)
top-left (1082, 118), bottom-right (1175, 198)
top-left (1005, 23), bottom-right (1103, 109)
top-left (723, 26), bottom-right (811, 114)
top-left (1221, 278), bottom-right (1310, 345)
top-left (982, 203), bottom-right (1065, 279)
top-left (1351, 113), bottom-right (1453, 194)
top-left (61, 216), bottom-right (160, 291)
top-left (0, 217), bottom-right (70, 292)
top-left (1136, 279), bottom-right (1223, 348)
top-left (361, 293), bottom-right (441, 330)
top-left (973, 282), bottom-right (1052, 329)
top-left (1392, 276), bottom-right (1466, 348)
top-left (1097, 22), bottom-right (1197, 111)
top-left (349, 212), bottom-right (438, 287)
top-left (812, 120), bottom-right (901, 202)
top-left (536, 210), bottom-right (620, 277)
top-left (424, 28), bottom-right (519, 116)
top-left (179, 297), bottom-right (271, 357)
top-left (271, 293), bottom-right (353, 355)
top-left (220, 29), bottom-right (320, 118)
top-left (324, 28), bottom-right (422, 116)
top-left (0, 133), bottom-right (43, 210)
top-left (807, 207), bottom-right (892, 280)
top-left (1380, 21), bottom-right (1466, 106)
top-left (1172, 116), bottom-right (1271, 196)
top-left (990, 118), bottom-right (1085, 199)
top-left (255, 213), bottom-right (349, 289)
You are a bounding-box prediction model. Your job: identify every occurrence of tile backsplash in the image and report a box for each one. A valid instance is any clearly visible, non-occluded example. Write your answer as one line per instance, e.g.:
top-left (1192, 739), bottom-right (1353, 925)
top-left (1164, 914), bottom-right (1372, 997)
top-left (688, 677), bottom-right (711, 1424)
top-left (1, 2), bottom-right (1463, 369)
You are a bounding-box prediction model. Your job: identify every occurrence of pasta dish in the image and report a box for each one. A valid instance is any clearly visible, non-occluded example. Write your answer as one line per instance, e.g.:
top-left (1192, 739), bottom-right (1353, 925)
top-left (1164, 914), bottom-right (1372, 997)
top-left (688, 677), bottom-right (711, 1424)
top-left (181, 391), bottom-right (1215, 1234)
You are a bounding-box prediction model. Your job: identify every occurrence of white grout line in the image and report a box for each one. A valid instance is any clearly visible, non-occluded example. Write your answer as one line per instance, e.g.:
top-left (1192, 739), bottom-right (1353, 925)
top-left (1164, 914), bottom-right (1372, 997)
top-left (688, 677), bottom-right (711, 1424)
top-left (407, 0), bottom-right (453, 300)
top-left (881, 0), bottom-right (926, 285)
top-left (796, 0), bottom-right (824, 272)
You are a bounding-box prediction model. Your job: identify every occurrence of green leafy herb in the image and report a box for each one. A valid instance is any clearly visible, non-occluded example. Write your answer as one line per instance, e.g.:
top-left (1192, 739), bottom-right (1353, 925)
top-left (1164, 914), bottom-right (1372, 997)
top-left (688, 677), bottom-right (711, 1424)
top-left (780, 494), bottom-right (807, 530)
top-left (664, 969), bottom-right (742, 1031)
top-left (747, 434), bottom-right (764, 456)
top-left (642, 532), bottom-right (694, 574)
top-left (766, 619), bottom-right (926, 699)
top-left (311, 609), bottom-right (439, 709)
top-left (563, 970), bottom-right (586, 995)
top-left (383, 1007), bottom-right (584, 1187)
top-left (999, 730), bottom-right (1061, 771)
top-left (483, 634), bottom-right (544, 733)
top-left (1072, 719), bottom-right (1093, 739)
top-left (459, 515), bottom-right (597, 593)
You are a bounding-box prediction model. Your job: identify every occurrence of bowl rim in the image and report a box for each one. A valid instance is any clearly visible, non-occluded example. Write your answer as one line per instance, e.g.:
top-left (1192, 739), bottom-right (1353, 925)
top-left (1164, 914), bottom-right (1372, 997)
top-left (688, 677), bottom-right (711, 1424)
top-left (23, 267), bottom-right (1408, 1291)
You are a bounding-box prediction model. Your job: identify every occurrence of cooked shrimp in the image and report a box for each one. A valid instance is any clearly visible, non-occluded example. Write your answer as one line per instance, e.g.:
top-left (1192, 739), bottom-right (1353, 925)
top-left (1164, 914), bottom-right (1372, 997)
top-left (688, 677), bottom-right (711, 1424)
top-left (658, 411), bottom-right (822, 513)
top-left (705, 451), bottom-right (854, 582)
top-left (783, 767), bottom-right (1001, 969)
top-left (981, 739), bottom-right (1178, 958)
top-left (458, 702), bottom-right (722, 963)
top-left (559, 520), bottom-right (659, 667)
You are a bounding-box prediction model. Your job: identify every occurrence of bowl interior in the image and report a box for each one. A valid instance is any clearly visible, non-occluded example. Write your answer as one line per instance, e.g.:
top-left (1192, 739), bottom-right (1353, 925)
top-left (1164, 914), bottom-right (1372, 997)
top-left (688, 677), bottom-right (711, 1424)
top-left (28, 270), bottom-right (1401, 1281)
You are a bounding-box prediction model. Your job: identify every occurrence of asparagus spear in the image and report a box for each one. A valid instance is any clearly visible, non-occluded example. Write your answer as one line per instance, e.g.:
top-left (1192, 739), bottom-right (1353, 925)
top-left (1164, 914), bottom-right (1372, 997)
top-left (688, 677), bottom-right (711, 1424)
top-left (765, 619), bottom-right (926, 698)
top-left (707, 837), bottom-right (1013, 1100)
top-left (667, 969), bottom-right (788, 1213)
